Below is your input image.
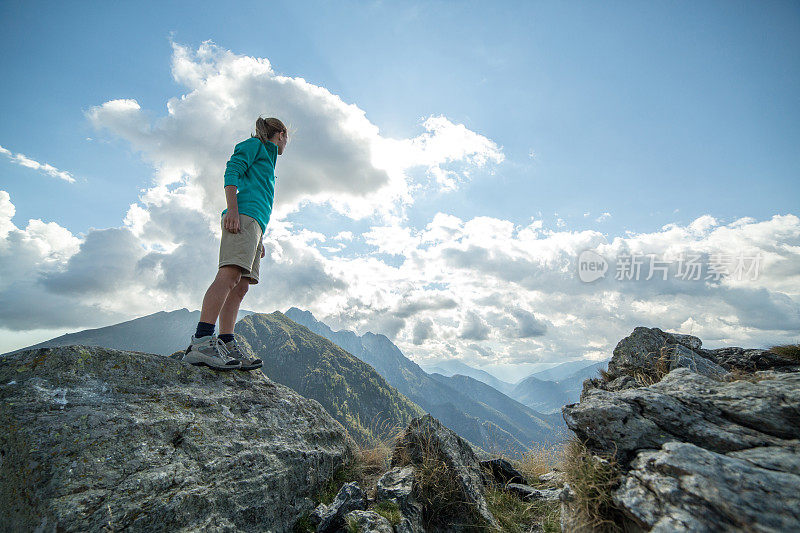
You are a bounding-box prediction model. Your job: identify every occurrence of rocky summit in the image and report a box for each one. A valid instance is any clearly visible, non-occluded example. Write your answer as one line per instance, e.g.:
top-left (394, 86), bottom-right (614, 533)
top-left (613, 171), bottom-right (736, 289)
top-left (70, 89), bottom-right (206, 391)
top-left (561, 327), bottom-right (800, 532)
top-left (0, 345), bottom-right (356, 532)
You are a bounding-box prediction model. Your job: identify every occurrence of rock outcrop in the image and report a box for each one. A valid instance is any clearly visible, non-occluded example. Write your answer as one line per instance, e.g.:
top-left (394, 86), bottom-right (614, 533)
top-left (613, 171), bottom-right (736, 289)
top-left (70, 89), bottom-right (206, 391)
top-left (392, 414), bottom-right (500, 531)
top-left (562, 328), bottom-right (800, 532)
top-left (0, 345), bottom-right (356, 532)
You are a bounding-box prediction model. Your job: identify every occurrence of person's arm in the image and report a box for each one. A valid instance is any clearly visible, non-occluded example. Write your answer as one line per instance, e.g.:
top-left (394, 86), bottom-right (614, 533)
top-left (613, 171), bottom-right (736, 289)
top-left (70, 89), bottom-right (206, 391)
top-left (223, 185), bottom-right (240, 233)
top-left (222, 139), bottom-right (259, 233)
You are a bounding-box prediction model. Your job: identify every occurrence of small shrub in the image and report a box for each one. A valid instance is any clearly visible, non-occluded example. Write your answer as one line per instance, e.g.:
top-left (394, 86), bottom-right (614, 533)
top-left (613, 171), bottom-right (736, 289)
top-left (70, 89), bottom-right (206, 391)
top-left (598, 367), bottom-right (613, 381)
top-left (291, 513), bottom-right (314, 533)
top-left (561, 436), bottom-right (626, 532)
top-left (373, 500), bottom-right (401, 525)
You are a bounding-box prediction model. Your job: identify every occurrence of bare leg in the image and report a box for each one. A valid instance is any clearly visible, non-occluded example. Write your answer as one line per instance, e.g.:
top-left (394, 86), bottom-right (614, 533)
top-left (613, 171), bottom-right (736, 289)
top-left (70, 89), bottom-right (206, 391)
top-left (219, 277), bottom-right (250, 334)
top-left (199, 266), bottom-right (243, 325)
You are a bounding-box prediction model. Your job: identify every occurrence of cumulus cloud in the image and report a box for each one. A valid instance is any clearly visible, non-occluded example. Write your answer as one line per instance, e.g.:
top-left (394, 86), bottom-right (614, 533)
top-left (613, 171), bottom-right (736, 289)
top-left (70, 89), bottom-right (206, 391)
top-left (510, 308), bottom-right (548, 338)
top-left (412, 318), bottom-right (434, 345)
top-left (0, 144), bottom-right (77, 183)
top-left (459, 311), bottom-right (490, 340)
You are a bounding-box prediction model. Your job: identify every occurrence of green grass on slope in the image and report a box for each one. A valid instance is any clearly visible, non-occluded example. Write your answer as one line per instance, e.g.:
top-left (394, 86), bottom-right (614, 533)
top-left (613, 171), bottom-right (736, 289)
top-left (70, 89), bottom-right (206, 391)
top-left (235, 311), bottom-right (424, 446)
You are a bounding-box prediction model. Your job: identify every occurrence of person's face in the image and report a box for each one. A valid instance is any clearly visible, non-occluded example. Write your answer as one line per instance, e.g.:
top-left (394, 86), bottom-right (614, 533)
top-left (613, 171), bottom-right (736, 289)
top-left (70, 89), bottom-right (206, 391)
top-left (275, 130), bottom-right (288, 155)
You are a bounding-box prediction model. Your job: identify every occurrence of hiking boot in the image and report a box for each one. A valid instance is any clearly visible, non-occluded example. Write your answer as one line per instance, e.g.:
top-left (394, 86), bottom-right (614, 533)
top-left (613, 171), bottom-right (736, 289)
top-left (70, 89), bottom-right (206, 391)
top-left (182, 335), bottom-right (241, 371)
top-left (224, 339), bottom-right (262, 371)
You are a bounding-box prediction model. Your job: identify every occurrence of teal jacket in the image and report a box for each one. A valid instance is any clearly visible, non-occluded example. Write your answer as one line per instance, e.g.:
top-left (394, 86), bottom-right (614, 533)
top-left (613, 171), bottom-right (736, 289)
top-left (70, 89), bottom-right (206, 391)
top-left (220, 137), bottom-right (278, 235)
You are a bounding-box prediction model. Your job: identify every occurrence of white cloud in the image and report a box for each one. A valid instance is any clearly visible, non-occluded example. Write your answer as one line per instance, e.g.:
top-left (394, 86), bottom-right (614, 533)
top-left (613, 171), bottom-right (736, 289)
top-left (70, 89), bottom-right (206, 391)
top-left (0, 144), bottom-right (77, 183)
top-left (596, 212), bottom-right (611, 222)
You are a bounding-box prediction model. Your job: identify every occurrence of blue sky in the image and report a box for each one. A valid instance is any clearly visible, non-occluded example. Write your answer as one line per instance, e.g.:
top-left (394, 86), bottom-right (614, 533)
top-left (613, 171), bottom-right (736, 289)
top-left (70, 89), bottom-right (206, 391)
top-left (1, 1), bottom-right (798, 378)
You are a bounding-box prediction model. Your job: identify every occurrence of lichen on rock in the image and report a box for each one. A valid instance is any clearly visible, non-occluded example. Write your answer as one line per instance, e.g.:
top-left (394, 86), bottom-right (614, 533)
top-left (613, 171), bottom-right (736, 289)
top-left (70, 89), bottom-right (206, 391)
top-left (0, 344), bottom-right (356, 532)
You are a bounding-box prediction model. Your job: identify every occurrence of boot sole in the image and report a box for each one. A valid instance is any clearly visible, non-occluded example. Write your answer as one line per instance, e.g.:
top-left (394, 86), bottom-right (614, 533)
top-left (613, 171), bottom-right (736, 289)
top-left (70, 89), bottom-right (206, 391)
top-left (238, 363), bottom-right (263, 371)
top-left (188, 361), bottom-right (241, 371)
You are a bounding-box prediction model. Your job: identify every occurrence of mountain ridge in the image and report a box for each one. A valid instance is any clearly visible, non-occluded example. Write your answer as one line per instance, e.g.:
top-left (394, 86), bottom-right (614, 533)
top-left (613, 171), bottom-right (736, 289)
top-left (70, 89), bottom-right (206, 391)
top-left (284, 306), bottom-right (563, 452)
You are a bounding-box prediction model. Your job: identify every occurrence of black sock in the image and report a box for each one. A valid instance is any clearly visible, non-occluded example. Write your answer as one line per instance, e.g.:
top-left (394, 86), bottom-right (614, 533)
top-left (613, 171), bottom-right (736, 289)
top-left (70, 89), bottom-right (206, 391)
top-left (218, 333), bottom-right (234, 343)
top-left (195, 321), bottom-right (215, 338)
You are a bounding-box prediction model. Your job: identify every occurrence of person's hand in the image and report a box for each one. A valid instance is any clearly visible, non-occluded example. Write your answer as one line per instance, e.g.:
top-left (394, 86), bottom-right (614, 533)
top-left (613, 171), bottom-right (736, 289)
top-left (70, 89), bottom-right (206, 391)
top-left (260, 241), bottom-right (265, 258)
top-left (223, 209), bottom-right (240, 233)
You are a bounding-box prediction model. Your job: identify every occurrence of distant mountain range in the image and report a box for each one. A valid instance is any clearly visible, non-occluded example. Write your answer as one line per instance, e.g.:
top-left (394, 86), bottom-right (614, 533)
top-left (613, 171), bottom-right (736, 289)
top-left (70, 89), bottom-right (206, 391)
top-left (285, 307), bottom-right (563, 453)
top-left (425, 360), bottom-right (515, 395)
top-left (424, 357), bottom-right (609, 414)
top-left (528, 359), bottom-right (608, 382)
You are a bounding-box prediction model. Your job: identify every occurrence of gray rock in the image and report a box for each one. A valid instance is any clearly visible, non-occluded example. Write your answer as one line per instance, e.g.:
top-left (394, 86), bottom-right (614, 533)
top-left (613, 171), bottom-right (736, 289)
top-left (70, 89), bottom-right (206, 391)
top-left (538, 470), bottom-right (565, 486)
top-left (563, 367), bottom-right (800, 464)
top-left (670, 333), bottom-right (702, 351)
top-left (559, 483), bottom-right (581, 533)
top-left (391, 414), bottom-right (500, 530)
top-left (613, 441), bottom-right (800, 532)
top-left (564, 329), bottom-right (800, 531)
top-left (317, 481), bottom-right (367, 532)
top-left (607, 327), bottom-right (718, 382)
top-left (703, 347), bottom-right (800, 373)
top-left (505, 483), bottom-right (561, 502)
top-left (376, 466), bottom-right (424, 531)
top-left (344, 510), bottom-right (394, 533)
top-left (0, 345), bottom-right (356, 533)
top-left (667, 344), bottom-right (728, 380)
top-left (309, 503), bottom-right (327, 526)
top-left (480, 458), bottom-right (528, 485)
top-left (606, 374), bottom-right (638, 391)
top-left (395, 517), bottom-right (425, 533)
top-left (377, 466), bottom-right (416, 503)
top-left (726, 443), bottom-right (800, 475)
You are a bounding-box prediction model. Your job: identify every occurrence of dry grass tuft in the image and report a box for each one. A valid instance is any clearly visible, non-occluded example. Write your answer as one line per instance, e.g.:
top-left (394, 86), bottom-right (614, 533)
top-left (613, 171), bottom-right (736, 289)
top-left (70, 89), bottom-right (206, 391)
top-left (513, 442), bottom-right (563, 485)
top-left (770, 344), bottom-right (800, 362)
top-left (632, 343), bottom-right (672, 386)
top-left (721, 367), bottom-right (770, 383)
top-left (356, 417), bottom-right (408, 496)
top-left (485, 486), bottom-right (561, 533)
top-left (561, 436), bottom-right (627, 532)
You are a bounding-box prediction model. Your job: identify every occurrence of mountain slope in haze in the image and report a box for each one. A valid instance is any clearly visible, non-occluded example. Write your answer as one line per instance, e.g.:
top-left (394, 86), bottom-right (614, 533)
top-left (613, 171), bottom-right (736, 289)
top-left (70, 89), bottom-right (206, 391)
top-left (424, 360), bottom-right (514, 395)
top-left (1, 308), bottom-right (255, 357)
top-left (529, 358), bottom-right (610, 382)
top-left (429, 373), bottom-right (565, 444)
top-left (509, 374), bottom-right (572, 414)
top-left (234, 311), bottom-right (423, 446)
top-left (284, 307), bottom-right (561, 452)
top-left (557, 361), bottom-right (608, 400)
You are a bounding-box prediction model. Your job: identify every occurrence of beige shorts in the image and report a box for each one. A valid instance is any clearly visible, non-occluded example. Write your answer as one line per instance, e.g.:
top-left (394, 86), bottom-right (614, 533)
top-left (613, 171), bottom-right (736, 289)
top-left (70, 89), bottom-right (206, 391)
top-left (219, 213), bottom-right (262, 284)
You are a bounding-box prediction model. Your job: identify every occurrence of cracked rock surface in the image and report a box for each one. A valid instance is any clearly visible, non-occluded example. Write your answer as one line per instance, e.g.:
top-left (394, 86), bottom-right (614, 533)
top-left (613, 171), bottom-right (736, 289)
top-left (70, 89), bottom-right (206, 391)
top-left (562, 327), bottom-right (800, 532)
top-left (0, 345), bottom-right (356, 532)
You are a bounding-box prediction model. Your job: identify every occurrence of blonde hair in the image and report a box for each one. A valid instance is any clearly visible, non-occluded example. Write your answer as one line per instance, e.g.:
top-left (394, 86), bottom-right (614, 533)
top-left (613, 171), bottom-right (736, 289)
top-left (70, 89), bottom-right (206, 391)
top-left (252, 116), bottom-right (288, 146)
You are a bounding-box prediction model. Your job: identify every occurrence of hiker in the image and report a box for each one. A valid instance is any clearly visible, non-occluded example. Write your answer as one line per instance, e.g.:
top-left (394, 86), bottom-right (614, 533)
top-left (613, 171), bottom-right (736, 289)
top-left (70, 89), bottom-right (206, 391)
top-left (183, 117), bottom-right (289, 370)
